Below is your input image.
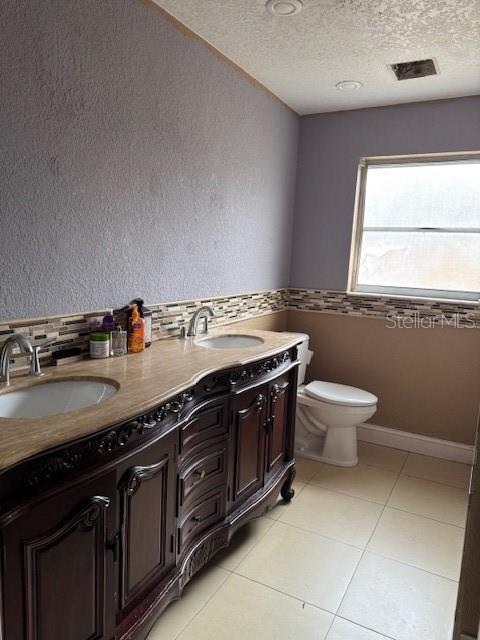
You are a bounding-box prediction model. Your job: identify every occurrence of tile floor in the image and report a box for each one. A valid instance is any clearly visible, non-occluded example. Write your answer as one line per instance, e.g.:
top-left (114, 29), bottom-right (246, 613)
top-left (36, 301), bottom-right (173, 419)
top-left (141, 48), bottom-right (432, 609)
top-left (147, 443), bottom-right (470, 640)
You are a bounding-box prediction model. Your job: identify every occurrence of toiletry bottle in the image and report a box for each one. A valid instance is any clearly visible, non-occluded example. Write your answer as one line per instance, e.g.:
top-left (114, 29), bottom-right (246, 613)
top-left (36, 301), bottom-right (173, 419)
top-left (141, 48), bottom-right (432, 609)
top-left (113, 305), bottom-right (131, 333)
top-left (102, 311), bottom-right (115, 333)
top-left (111, 326), bottom-right (127, 357)
top-left (102, 310), bottom-right (116, 355)
top-left (89, 331), bottom-right (110, 359)
top-left (128, 305), bottom-right (145, 353)
top-left (130, 298), bottom-right (152, 347)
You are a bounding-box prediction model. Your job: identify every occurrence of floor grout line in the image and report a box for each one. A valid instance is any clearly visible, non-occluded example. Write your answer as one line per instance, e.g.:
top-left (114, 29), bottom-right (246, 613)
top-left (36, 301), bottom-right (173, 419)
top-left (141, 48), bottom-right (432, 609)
top-left (365, 549), bottom-right (460, 583)
top-left (333, 614), bottom-right (398, 640)
top-left (297, 452), bottom-right (471, 490)
top-left (333, 465), bottom-right (402, 622)
top-left (385, 503), bottom-right (467, 529)
top-left (298, 461), bottom-right (467, 528)
top-left (324, 614), bottom-right (336, 639)
top-left (214, 514), bottom-right (276, 570)
top-left (399, 450), bottom-right (410, 474)
top-left (269, 517), bottom-right (367, 551)
top-left (170, 567), bottom-right (232, 640)
top-left (270, 494), bottom-right (463, 581)
top-left (228, 569), bottom-right (339, 616)
top-left (299, 478), bottom-right (396, 507)
top-left (399, 470), bottom-right (470, 491)
top-left (306, 479), bottom-right (391, 505)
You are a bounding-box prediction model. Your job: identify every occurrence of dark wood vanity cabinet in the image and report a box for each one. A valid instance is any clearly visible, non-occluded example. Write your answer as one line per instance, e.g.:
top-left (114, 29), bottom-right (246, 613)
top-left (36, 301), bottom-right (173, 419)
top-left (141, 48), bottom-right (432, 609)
top-left (230, 385), bottom-right (268, 504)
top-left (0, 346), bottom-right (299, 640)
top-left (116, 431), bottom-right (177, 617)
top-left (1, 473), bottom-right (118, 640)
top-left (265, 374), bottom-right (292, 481)
top-left (229, 372), bottom-right (294, 509)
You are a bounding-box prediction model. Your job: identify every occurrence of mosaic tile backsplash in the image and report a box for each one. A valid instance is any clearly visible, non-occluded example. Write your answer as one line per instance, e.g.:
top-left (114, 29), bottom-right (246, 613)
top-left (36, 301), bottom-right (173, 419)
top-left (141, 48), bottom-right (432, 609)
top-left (1, 289), bottom-right (288, 370)
top-left (1, 287), bottom-right (478, 370)
top-left (288, 289), bottom-right (480, 328)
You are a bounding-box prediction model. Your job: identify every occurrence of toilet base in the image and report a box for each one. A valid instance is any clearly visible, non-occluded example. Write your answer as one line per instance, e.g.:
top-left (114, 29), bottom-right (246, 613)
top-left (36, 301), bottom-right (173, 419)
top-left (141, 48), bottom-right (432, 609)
top-left (295, 448), bottom-right (359, 467)
top-left (322, 424), bottom-right (358, 466)
top-left (295, 409), bottom-right (359, 467)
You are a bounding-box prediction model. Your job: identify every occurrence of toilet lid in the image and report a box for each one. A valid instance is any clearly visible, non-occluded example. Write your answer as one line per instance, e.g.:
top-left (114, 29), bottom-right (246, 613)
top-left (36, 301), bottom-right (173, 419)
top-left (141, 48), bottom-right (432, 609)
top-left (304, 381), bottom-right (377, 407)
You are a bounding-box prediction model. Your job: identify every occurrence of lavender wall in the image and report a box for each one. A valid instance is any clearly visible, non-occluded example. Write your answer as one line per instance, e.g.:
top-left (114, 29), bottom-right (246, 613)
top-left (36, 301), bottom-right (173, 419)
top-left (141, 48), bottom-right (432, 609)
top-left (290, 96), bottom-right (480, 290)
top-left (0, 0), bottom-right (299, 321)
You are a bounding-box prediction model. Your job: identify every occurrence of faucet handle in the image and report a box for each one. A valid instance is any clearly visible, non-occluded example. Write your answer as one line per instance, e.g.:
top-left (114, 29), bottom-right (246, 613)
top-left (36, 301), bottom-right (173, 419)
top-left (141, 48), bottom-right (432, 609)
top-left (203, 316), bottom-right (209, 334)
top-left (30, 339), bottom-right (55, 377)
top-left (30, 346), bottom-right (45, 377)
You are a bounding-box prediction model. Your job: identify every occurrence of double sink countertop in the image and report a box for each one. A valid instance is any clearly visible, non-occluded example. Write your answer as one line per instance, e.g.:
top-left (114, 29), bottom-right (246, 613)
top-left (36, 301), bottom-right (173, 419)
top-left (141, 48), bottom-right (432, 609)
top-left (0, 328), bottom-right (302, 473)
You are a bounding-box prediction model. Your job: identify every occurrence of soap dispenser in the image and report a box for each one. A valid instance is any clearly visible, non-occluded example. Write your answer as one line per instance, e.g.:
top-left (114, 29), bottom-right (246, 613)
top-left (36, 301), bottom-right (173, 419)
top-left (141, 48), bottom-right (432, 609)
top-left (128, 305), bottom-right (145, 353)
top-left (130, 298), bottom-right (152, 347)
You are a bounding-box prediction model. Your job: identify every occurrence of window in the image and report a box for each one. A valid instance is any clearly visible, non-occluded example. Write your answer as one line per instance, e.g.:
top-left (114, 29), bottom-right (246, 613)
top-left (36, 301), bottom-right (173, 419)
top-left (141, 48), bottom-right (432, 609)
top-left (348, 153), bottom-right (480, 302)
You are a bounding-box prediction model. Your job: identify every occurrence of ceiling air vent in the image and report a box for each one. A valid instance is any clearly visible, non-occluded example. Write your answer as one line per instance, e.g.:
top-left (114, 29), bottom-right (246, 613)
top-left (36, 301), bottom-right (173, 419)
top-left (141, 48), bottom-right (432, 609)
top-left (390, 59), bottom-right (437, 80)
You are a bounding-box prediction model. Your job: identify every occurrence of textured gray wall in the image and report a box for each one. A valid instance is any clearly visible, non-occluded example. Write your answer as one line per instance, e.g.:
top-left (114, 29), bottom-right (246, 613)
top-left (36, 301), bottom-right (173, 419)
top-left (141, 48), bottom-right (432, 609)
top-left (290, 96), bottom-right (480, 290)
top-left (0, 0), bottom-right (298, 321)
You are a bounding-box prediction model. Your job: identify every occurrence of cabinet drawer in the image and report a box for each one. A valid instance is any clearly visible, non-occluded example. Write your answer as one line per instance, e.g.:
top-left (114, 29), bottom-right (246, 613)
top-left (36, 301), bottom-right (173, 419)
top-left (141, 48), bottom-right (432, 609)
top-left (177, 490), bottom-right (225, 554)
top-left (178, 445), bottom-right (228, 513)
top-left (180, 402), bottom-right (228, 461)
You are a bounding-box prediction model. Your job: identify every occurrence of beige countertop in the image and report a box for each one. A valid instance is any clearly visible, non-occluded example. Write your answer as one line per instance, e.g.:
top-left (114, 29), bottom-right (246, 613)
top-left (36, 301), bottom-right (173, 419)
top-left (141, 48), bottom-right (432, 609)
top-left (0, 328), bottom-right (302, 473)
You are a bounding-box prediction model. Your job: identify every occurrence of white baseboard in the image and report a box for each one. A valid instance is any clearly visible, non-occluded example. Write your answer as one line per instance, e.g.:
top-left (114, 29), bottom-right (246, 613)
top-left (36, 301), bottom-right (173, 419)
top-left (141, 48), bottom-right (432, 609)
top-left (357, 422), bottom-right (474, 465)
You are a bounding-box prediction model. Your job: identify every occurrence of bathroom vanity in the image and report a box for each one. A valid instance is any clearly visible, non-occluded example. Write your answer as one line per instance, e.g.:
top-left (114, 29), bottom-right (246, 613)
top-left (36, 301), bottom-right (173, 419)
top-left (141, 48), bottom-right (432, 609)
top-left (0, 331), bottom-right (300, 640)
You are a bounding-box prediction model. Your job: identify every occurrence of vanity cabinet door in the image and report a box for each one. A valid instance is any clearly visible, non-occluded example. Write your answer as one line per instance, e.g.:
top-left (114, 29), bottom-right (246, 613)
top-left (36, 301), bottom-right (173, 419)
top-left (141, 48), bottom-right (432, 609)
top-left (116, 431), bottom-right (176, 615)
top-left (265, 374), bottom-right (291, 480)
top-left (230, 385), bottom-right (268, 504)
top-left (1, 473), bottom-right (117, 640)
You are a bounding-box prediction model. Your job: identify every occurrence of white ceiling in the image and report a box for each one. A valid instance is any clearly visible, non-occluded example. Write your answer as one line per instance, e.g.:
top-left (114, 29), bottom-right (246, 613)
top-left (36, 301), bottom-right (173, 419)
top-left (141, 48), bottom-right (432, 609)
top-left (153, 0), bottom-right (480, 115)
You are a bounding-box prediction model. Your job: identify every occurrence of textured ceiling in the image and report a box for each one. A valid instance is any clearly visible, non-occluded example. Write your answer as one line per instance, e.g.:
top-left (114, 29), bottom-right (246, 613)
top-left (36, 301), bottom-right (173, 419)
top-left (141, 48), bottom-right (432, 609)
top-left (152, 0), bottom-right (480, 114)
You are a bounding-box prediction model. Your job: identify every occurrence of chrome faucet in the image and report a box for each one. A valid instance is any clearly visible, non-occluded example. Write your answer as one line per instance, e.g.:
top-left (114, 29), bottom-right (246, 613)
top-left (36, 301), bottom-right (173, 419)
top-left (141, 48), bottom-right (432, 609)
top-left (0, 334), bottom-right (33, 386)
top-left (185, 305), bottom-right (215, 337)
top-left (0, 334), bottom-right (53, 386)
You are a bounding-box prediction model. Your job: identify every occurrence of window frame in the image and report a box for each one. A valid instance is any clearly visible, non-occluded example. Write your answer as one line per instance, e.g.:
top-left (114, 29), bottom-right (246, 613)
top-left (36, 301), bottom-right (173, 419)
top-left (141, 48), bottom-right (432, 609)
top-left (347, 151), bottom-right (480, 304)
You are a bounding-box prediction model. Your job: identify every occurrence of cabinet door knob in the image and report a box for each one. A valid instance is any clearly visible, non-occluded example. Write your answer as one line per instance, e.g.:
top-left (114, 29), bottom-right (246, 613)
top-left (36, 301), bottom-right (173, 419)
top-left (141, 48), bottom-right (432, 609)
top-left (194, 469), bottom-right (206, 480)
top-left (264, 417), bottom-right (274, 433)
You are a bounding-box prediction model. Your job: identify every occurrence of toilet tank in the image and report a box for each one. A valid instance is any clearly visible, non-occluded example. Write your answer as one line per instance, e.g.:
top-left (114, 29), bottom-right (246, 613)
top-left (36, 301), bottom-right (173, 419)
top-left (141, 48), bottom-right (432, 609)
top-left (290, 333), bottom-right (312, 386)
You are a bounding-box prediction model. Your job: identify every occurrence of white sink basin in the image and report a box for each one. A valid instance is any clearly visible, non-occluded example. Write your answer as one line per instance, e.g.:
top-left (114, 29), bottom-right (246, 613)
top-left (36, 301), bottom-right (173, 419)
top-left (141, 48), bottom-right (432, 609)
top-left (0, 379), bottom-right (118, 419)
top-left (197, 335), bottom-right (265, 349)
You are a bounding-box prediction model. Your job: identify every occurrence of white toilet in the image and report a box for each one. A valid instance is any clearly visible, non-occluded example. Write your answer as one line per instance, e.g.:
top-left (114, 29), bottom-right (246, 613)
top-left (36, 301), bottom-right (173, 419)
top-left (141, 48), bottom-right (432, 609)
top-left (294, 334), bottom-right (377, 467)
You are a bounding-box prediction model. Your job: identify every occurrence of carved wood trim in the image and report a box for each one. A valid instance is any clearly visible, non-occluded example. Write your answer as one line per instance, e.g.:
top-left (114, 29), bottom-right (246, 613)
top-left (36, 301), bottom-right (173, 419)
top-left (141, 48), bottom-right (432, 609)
top-left (23, 390), bottom-right (194, 490)
top-left (23, 496), bottom-right (110, 640)
top-left (270, 380), bottom-right (288, 404)
top-left (266, 380), bottom-right (290, 473)
top-left (120, 457), bottom-right (169, 498)
top-left (203, 350), bottom-right (291, 393)
top-left (180, 529), bottom-right (229, 588)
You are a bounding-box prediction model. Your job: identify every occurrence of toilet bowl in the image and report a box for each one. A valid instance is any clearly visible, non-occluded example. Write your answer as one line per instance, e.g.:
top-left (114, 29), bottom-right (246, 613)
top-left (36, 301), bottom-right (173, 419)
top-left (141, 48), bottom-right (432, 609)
top-left (293, 334), bottom-right (377, 466)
